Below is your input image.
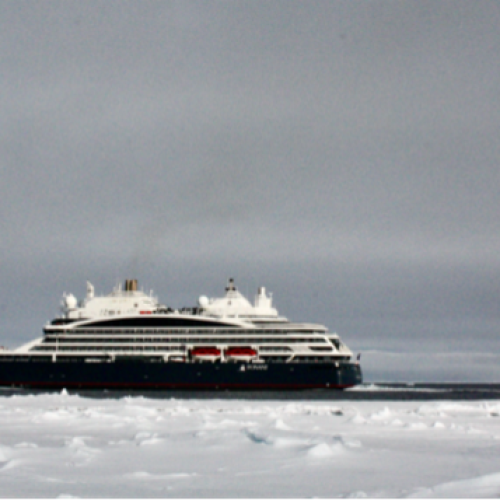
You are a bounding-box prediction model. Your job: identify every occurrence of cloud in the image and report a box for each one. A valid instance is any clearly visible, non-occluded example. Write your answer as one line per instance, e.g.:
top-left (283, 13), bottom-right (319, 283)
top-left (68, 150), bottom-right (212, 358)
top-left (1, 1), bottom-right (500, 356)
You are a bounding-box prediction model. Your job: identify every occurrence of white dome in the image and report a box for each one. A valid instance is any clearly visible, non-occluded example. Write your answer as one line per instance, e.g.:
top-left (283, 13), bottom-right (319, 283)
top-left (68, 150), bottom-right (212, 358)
top-left (64, 294), bottom-right (77, 309)
top-left (198, 295), bottom-right (209, 308)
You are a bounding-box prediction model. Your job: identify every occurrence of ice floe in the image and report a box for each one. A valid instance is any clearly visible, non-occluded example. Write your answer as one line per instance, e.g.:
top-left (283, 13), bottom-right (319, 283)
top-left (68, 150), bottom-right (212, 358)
top-left (0, 393), bottom-right (498, 497)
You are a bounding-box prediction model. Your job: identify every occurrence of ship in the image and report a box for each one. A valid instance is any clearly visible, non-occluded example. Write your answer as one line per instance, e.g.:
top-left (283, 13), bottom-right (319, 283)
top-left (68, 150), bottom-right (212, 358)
top-left (0, 278), bottom-right (362, 390)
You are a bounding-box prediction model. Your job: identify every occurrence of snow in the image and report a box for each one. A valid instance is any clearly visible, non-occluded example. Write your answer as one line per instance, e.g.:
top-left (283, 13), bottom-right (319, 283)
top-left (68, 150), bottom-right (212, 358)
top-left (0, 392), bottom-right (499, 497)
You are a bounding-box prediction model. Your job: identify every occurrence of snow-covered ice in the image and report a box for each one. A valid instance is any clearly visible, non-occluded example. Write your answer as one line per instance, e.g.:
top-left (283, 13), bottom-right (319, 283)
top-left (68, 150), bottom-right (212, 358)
top-left (0, 392), bottom-right (499, 497)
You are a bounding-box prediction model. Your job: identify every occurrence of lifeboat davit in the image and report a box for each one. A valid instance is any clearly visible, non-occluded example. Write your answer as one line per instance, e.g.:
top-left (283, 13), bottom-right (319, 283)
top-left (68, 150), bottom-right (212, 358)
top-left (224, 347), bottom-right (258, 362)
top-left (191, 347), bottom-right (221, 362)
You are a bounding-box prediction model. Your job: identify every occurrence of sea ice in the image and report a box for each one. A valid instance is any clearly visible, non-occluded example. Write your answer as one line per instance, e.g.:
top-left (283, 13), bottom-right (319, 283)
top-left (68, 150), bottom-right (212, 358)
top-left (0, 393), bottom-right (498, 497)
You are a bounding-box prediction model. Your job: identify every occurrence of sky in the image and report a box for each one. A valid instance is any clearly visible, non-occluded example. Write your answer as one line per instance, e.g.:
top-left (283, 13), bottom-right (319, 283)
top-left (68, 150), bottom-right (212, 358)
top-left (1, 1), bottom-right (499, 380)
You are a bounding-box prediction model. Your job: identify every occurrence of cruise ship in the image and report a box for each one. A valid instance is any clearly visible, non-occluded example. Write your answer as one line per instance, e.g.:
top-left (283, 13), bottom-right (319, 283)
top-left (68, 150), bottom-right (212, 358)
top-left (0, 279), bottom-right (362, 390)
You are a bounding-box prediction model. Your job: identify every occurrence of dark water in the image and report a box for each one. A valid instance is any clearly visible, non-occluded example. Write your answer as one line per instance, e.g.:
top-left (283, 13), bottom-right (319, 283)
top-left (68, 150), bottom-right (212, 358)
top-left (2, 384), bottom-right (500, 400)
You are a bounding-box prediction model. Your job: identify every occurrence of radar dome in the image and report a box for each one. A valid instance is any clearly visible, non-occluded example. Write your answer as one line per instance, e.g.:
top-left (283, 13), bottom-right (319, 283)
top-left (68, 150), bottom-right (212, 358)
top-left (64, 294), bottom-right (77, 309)
top-left (198, 295), bottom-right (209, 308)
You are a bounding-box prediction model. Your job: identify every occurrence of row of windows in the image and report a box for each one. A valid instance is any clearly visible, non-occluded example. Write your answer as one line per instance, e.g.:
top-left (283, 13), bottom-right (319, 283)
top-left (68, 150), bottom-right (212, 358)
top-left (258, 347), bottom-right (293, 352)
top-left (258, 356), bottom-right (333, 362)
top-left (39, 345), bottom-right (338, 354)
top-left (43, 337), bottom-right (329, 344)
top-left (34, 346), bottom-right (186, 352)
top-left (1, 355), bottom-right (338, 363)
top-left (32, 346), bottom-right (339, 355)
top-left (45, 328), bottom-right (327, 336)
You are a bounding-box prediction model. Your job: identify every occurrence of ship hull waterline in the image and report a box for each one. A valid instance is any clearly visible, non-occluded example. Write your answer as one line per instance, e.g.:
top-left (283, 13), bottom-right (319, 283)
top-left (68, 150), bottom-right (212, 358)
top-left (0, 360), bottom-right (362, 390)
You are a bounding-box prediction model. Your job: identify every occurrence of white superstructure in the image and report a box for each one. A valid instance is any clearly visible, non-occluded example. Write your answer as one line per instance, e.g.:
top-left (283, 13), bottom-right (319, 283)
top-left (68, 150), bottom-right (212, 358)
top-left (61, 279), bottom-right (159, 320)
top-left (6, 279), bottom-right (354, 364)
top-left (197, 279), bottom-right (285, 322)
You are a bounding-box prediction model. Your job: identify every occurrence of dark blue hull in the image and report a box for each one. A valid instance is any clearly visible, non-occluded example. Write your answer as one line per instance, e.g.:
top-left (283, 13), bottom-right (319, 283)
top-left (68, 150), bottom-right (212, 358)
top-left (0, 359), bottom-right (362, 390)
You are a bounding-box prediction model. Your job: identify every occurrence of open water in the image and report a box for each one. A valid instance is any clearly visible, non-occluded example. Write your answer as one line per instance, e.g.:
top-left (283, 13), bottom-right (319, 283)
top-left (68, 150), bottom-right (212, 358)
top-left (2, 383), bottom-right (500, 400)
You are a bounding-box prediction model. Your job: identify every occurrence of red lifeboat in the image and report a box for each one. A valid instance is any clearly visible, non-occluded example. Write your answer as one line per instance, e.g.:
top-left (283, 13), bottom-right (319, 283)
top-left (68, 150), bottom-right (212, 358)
top-left (191, 347), bottom-right (221, 361)
top-left (225, 347), bottom-right (258, 361)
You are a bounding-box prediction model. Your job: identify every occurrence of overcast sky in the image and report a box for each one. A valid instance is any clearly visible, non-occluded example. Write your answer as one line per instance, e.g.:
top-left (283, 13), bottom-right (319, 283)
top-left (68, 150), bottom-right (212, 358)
top-left (1, 1), bottom-right (499, 378)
